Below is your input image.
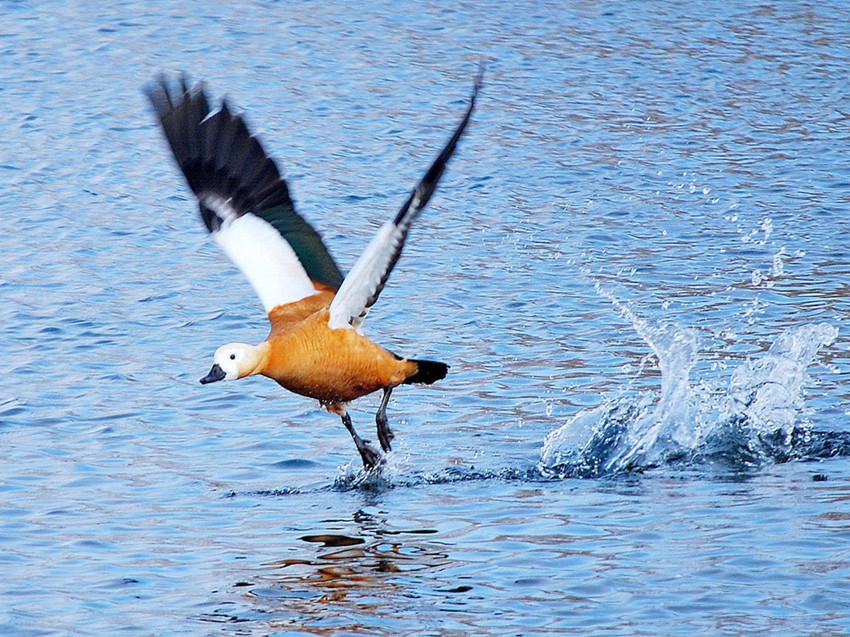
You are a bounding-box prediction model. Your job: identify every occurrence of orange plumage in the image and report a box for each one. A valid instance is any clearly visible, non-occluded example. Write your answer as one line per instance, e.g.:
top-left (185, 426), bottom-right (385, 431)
top-left (262, 292), bottom-right (418, 407)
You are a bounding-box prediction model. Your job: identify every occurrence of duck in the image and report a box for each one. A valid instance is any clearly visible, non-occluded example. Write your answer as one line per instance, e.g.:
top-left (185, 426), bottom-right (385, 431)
top-left (145, 71), bottom-right (480, 470)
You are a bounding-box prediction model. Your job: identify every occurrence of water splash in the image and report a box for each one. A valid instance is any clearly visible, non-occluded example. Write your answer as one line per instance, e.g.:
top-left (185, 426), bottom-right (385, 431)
top-left (541, 320), bottom-right (839, 478)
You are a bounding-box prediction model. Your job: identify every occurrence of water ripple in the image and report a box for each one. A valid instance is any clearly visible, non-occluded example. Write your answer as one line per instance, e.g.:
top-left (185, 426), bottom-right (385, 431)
top-left (2, 1), bottom-right (850, 635)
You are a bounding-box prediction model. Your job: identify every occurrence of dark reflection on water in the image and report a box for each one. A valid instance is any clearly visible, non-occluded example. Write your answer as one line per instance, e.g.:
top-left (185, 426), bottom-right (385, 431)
top-left (299, 533), bottom-right (367, 548)
top-left (202, 510), bottom-right (453, 635)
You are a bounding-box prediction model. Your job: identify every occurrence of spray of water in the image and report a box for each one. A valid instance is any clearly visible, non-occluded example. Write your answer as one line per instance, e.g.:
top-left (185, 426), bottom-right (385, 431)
top-left (540, 313), bottom-right (838, 478)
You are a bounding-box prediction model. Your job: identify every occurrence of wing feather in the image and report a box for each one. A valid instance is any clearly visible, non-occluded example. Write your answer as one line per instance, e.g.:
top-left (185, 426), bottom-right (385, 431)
top-left (328, 69), bottom-right (482, 330)
top-left (145, 75), bottom-right (345, 312)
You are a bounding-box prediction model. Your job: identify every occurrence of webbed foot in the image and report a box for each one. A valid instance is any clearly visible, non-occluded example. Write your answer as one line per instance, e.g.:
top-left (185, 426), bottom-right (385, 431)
top-left (342, 412), bottom-right (384, 470)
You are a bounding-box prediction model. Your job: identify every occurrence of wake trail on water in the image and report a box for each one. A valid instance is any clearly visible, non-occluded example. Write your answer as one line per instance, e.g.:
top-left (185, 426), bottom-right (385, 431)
top-left (540, 301), bottom-right (842, 478)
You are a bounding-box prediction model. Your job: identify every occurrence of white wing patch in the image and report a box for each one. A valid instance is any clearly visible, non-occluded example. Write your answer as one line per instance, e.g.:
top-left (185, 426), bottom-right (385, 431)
top-left (208, 198), bottom-right (319, 313)
top-left (327, 221), bottom-right (400, 330)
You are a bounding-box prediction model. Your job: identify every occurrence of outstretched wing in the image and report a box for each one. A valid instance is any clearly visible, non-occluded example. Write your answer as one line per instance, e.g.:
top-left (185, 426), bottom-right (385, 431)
top-left (327, 70), bottom-right (482, 330)
top-left (145, 75), bottom-right (345, 314)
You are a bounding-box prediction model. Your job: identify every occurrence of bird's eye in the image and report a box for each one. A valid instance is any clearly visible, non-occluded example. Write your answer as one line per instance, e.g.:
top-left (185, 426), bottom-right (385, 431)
top-left (230, 353), bottom-right (236, 360)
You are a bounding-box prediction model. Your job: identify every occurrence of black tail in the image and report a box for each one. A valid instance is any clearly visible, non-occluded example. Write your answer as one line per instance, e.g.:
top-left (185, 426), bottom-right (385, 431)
top-left (404, 359), bottom-right (449, 385)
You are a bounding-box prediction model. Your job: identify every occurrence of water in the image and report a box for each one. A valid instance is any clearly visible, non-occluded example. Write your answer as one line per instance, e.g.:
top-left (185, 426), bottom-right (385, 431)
top-left (541, 319), bottom-right (843, 477)
top-left (2, 1), bottom-right (850, 635)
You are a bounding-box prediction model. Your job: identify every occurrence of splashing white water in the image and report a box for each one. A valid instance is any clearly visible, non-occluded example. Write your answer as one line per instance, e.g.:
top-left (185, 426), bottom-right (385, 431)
top-left (540, 320), bottom-right (838, 477)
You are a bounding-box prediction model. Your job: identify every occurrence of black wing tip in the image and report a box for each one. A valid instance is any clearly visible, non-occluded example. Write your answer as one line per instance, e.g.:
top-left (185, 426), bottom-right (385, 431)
top-left (145, 72), bottom-right (295, 217)
top-left (472, 61), bottom-right (485, 102)
top-left (391, 67), bottom-right (482, 227)
top-left (144, 72), bottom-right (207, 121)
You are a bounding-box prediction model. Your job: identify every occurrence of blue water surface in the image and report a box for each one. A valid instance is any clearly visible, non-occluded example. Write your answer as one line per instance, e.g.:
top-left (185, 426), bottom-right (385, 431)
top-left (2, 1), bottom-right (849, 635)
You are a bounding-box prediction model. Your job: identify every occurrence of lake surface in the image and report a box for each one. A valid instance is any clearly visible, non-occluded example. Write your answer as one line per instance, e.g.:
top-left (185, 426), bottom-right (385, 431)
top-left (2, 1), bottom-right (850, 635)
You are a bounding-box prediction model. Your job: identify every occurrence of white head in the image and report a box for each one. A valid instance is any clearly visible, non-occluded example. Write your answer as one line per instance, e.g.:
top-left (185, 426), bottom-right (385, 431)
top-left (199, 342), bottom-right (263, 384)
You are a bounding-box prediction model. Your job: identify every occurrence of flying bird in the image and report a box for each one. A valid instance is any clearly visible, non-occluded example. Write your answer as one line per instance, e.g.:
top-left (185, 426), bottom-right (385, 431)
top-left (145, 71), bottom-right (480, 470)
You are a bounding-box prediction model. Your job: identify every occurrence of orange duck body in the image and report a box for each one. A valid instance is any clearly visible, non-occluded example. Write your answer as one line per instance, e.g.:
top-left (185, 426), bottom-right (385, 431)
top-left (262, 290), bottom-right (417, 408)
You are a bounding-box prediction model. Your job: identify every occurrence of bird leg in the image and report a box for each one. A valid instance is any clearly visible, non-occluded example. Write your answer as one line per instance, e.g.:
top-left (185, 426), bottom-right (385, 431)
top-left (376, 385), bottom-right (395, 453)
top-left (341, 411), bottom-right (382, 470)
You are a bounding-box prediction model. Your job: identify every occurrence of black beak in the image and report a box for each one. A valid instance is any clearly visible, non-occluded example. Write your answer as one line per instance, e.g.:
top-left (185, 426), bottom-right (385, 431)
top-left (200, 363), bottom-right (226, 384)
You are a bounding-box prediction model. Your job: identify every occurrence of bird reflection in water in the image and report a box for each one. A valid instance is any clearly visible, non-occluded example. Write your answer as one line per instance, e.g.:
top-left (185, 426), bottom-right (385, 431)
top-left (209, 509), bottom-right (456, 634)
